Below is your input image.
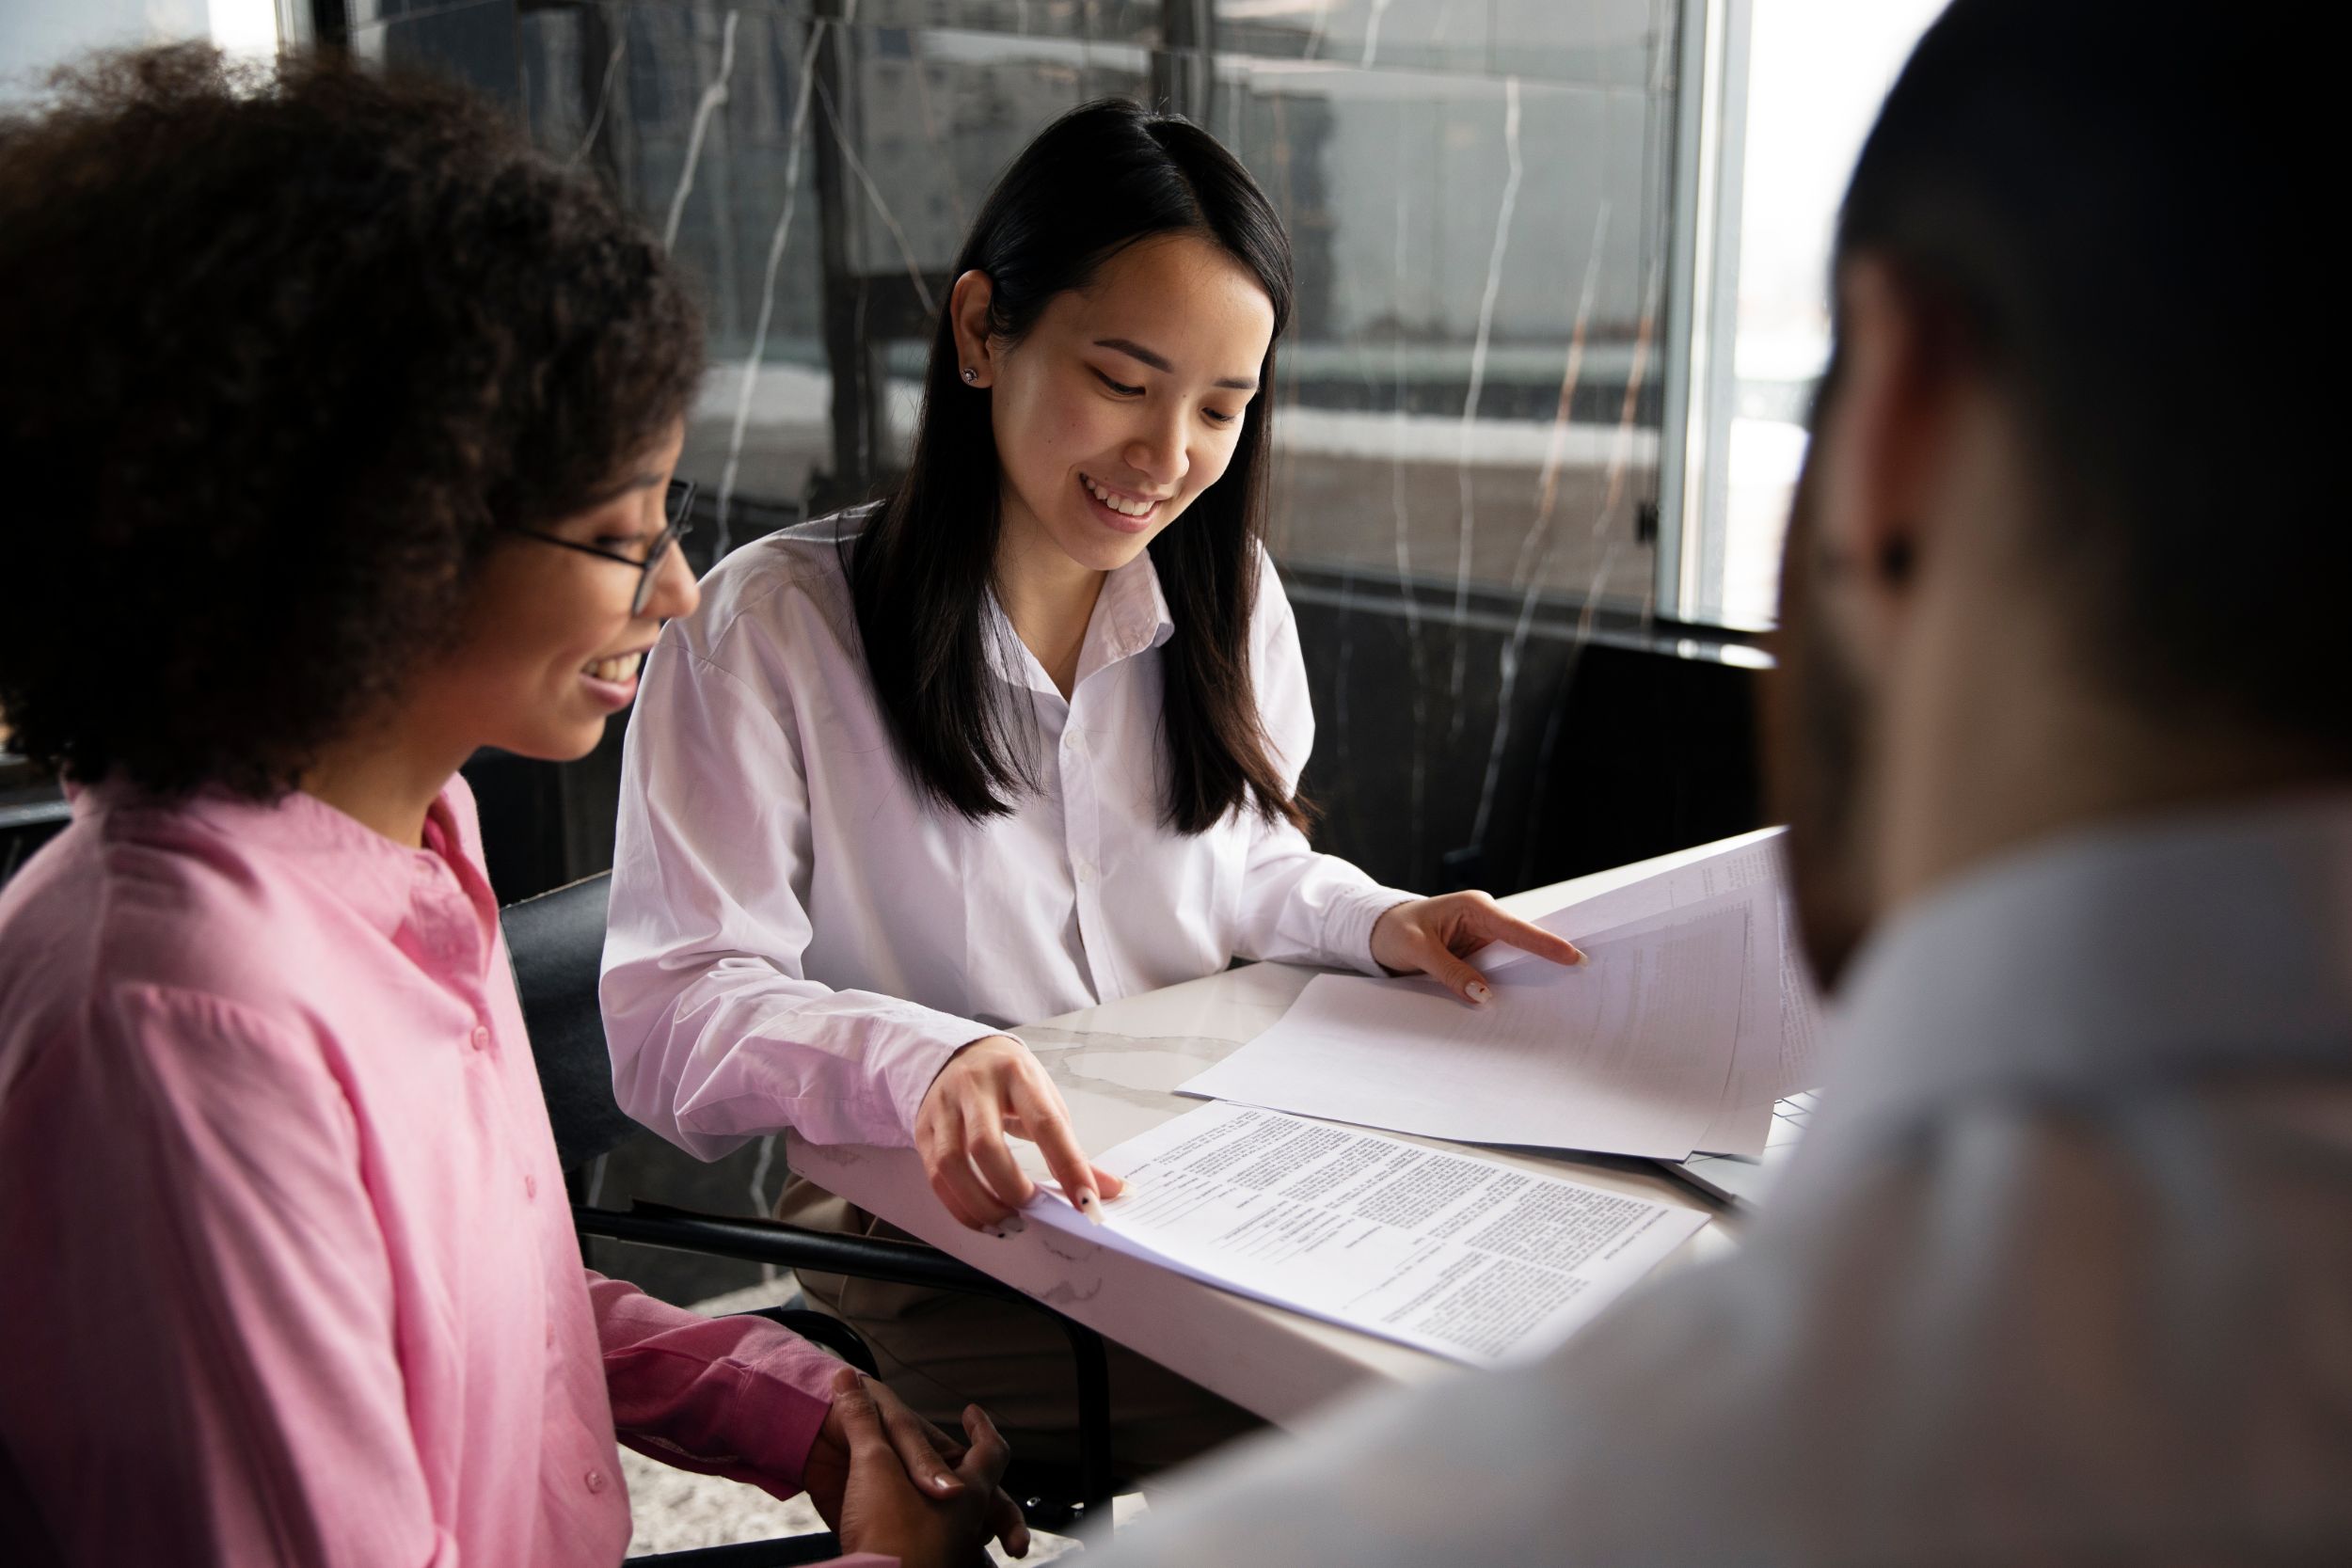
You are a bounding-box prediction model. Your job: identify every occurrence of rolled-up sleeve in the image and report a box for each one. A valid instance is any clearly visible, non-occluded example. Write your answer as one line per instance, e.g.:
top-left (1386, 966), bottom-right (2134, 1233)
top-left (602, 626), bottom-right (997, 1159)
top-left (1232, 555), bottom-right (1418, 974)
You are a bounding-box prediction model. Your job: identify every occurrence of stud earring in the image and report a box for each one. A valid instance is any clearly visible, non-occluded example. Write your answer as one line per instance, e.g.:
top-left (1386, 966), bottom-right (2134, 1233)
top-left (961, 367), bottom-right (978, 384)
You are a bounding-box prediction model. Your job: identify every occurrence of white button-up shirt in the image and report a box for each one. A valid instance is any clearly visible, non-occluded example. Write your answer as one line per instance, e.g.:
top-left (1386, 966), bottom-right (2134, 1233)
top-left (602, 512), bottom-right (1414, 1159)
top-left (1095, 795), bottom-right (2352, 1565)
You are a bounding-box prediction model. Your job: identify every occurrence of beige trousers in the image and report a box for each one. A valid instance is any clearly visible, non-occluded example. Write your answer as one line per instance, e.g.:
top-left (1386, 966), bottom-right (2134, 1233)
top-left (775, 1174), bottom-right (1262, 1482)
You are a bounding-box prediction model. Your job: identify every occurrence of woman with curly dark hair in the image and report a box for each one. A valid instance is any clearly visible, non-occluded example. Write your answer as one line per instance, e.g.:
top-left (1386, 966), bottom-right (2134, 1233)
top-left (0, 46), bottom-right (1021, 1568)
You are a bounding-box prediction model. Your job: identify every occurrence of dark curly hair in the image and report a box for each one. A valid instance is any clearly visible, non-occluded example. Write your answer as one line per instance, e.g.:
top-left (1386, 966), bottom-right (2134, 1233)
top-left (0, 45), bottom-right (704, 798)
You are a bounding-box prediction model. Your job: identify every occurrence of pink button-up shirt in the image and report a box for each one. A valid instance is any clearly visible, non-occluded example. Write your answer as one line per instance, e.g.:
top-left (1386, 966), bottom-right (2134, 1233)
top-left (0, 776), bottom-right (882, 1566)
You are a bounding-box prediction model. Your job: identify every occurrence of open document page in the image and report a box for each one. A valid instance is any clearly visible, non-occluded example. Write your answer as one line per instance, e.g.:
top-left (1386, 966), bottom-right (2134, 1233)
top-left (1026, 1102), bottom-right (1709, 1366)
top-left (1178, 902), bottom-right (1749, 1160)
top-left (1488, 830), bottom-right (1826, 1105)
top-left (1551, 887), bottom-right (1783, 1157)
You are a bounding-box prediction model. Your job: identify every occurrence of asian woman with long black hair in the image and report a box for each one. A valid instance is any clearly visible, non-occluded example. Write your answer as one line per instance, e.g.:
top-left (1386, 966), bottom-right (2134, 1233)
top-left (602, 97), bottom-right (1581, 1476)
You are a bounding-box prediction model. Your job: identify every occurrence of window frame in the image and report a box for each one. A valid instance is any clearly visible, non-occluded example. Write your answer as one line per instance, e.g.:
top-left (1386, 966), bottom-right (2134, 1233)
top-left (1654, 0), bottom-right (1759, 630)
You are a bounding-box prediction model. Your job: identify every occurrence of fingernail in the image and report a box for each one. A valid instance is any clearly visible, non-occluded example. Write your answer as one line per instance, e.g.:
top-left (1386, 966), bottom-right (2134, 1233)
top-left (1000, 1213), bottom-right (1025, 1235)
top-left (1467, 981), bottom-right (1492, 1005)
top-left (1076, 1189), bottom-right (1105, 1225)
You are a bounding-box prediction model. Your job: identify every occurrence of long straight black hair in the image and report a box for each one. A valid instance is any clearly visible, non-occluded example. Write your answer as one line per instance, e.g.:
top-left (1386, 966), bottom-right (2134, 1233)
top-left (845, 97), bottom-right (1306, 836)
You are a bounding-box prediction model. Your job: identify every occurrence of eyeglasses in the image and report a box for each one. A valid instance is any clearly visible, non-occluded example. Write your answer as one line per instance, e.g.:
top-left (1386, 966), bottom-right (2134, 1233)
top-left (506, 479), bottom-right (696, 616)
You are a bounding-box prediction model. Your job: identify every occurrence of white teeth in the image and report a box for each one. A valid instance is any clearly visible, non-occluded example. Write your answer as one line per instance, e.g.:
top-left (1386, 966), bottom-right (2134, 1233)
top-left (584, 651), bottom-right (644, 683)
top-left (1084, 476), bottom-right (1154, 517)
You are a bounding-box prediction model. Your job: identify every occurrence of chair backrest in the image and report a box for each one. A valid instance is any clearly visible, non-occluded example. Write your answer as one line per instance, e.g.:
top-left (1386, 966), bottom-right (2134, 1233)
top-left (499, 871), bottom-right (641, 1172)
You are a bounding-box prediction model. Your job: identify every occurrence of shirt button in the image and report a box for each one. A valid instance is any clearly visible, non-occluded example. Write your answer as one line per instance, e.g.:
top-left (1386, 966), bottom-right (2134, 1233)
top-left (470, 1025), bottom-right (491, 1052)
top-left (584, 1468), bottom-right (607, 1494)
top-left (1074, 863), bottom-right (1095, 885)
top-left (1066, 732), bottom-right (1087, 757)
top-left (524, 1173), bottom-right (538, 1199)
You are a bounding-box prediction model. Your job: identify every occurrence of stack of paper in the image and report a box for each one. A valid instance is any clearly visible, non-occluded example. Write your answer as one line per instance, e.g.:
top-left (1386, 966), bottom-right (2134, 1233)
top-left (1178, 833), bottom-right (1822, 1163)
top-left (1027, 1101), bottom-right (1708, 1365)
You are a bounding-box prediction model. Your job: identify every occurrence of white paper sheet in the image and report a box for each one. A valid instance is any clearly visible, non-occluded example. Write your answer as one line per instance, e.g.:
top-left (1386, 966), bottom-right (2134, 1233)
top-left (1485, 833), bottom-right (1788, 972)
top-left (1027, 1101), bottom-right (1709, 1365)
top-left (1490, 832), bottom-right (1826, 1108)
top-left (1558, 886), bottom-right (1781, 1158)
top-left (1178, 904), bottom-right (1750, 1160)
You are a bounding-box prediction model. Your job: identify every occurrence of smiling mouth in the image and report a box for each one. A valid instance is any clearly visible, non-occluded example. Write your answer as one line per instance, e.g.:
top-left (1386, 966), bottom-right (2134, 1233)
top-left (582, 650), bottom-right (645, 683)
top-left (1081, 473), bottom-right (1167, 519)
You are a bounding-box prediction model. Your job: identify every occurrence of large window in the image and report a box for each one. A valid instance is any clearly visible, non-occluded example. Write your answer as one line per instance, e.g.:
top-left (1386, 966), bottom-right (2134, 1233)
top-left (1657, 0), bottom-right (1943, 628)
top-left (517, 0), bottom-right (1947, 637)
top-left (0, 0), bottom-right (285, 104)
top-left (516, 0), bottom-right (1676, 610)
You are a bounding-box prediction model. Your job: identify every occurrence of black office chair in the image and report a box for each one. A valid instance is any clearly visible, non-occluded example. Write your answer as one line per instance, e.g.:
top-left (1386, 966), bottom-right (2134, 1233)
top-left (499, 872), bottom-right (1116, 1547)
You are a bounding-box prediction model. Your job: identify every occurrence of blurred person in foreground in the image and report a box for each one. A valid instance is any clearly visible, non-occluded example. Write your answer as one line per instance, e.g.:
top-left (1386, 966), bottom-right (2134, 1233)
top-left (1092, 0), bottom-right (2350, 1560)
top-left (0, 47), bottom-right (1022, 1567)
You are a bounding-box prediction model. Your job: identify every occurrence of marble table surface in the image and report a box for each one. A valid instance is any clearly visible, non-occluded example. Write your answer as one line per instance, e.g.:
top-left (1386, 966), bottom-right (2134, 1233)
top-left (787, 832), bottom-right (1772, 1427)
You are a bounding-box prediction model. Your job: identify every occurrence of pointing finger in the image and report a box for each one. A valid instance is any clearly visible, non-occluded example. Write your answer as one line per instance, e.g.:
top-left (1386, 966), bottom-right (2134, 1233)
top-left (1009, 1073), bottom-right (1105, 1223)
top-left (1485, 910), bottom-right (1585, 967)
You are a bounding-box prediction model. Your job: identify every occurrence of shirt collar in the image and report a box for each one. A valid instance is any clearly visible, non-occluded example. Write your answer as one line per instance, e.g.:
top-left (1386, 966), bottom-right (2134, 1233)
top-left (1824, 790), bottom-right (2352, 1139)
top-left (75, 777), bottom-right (488, 944)
top-left (1087, 547), bottom-right (1179, 669)
top-left (981, 548), bottom-right (1177, 698)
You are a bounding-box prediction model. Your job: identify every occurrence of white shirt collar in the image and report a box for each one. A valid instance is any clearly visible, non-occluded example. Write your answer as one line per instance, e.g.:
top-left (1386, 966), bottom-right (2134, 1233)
top-left (1824, 789), bottom-right (2352, 1141)
top-left (981, 547), bottom-right (1177, 700)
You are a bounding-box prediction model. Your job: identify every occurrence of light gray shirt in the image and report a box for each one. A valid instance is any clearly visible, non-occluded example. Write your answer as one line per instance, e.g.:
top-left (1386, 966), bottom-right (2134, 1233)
top-left (1098, 795), bottom-right (2352, 1564)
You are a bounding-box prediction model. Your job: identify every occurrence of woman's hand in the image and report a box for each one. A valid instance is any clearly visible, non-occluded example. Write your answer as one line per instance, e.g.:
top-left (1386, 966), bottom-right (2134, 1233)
top-left (803, 1370), bottom-right (1026, 1560)
top-left (1369, 892), bottom-right (1585, 1005)
top-left (916, 1035), bottom-right (1126, 1230)
top-left (826, 1369), bottom-right (1023, 1566)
